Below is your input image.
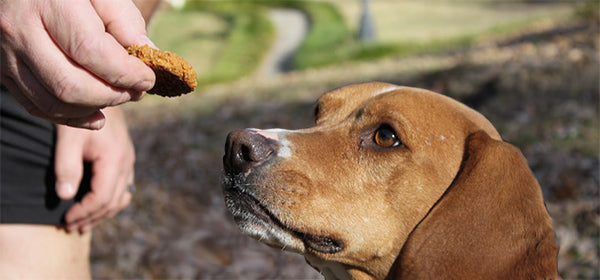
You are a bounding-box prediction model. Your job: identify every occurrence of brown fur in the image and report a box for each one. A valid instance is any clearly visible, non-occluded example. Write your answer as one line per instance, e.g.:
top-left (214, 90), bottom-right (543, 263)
top-left (388, 131), bottom-right (560, 279)
top-left (222, 82), bottom-right (560, 279)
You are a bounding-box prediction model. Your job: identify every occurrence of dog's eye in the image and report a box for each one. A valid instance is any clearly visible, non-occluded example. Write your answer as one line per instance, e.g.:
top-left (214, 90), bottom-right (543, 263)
top-left (374, 125), bottom-right (401, 148)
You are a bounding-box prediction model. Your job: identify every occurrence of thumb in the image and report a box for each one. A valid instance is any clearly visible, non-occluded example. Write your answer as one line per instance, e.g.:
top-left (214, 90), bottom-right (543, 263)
top-left (91, 0), bottom-right (157, 47)
top-left (54, 128), bottom-right (85, 200)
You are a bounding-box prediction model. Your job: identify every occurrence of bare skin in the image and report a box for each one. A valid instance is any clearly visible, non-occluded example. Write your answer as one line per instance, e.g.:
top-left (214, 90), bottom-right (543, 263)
top-left (0, 106), bottom-right (134, 279)
top-left (0, 0), bottom-right (158, 278)
top-left (0, 0), bottom-right (156, 129)
top-left (0, 225), bottom-right (92, 279)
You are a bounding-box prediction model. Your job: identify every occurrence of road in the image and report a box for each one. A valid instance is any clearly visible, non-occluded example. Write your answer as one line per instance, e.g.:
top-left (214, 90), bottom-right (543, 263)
top-left (257, 8), bottom-right (308, 77)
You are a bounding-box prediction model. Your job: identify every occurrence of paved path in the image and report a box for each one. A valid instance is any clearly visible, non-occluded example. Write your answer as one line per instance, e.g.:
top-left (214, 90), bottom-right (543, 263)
top-left (257, 8), bottom-right (308, 77)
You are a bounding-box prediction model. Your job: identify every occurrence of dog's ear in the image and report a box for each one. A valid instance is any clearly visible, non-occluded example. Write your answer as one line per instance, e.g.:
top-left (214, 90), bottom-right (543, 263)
top-left (388, 131), bottom-right (559, 280)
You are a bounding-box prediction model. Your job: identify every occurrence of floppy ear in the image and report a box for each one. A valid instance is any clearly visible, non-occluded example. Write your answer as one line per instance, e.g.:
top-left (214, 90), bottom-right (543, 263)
top-left (388, 131), bottom-right (559, 280)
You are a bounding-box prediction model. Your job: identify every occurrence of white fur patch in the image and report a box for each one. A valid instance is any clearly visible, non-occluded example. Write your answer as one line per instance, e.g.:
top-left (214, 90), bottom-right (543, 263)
top-left (278, 138), bottom-right (292, 158)
top-left (251, 128), bottom-right (292, 158)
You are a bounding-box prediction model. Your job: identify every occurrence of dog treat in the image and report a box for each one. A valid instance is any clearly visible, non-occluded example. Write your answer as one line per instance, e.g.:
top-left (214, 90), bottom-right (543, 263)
top-left (127, 44), bottom-right (197, 97)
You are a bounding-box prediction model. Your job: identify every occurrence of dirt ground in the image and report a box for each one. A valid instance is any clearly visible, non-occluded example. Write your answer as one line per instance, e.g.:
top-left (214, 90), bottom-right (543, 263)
top-left (91, 21), bottom-right (599, 279)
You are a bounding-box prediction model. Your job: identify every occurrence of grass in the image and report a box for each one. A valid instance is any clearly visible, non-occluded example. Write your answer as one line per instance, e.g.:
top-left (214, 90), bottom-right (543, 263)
top-left (148, 0), bottom-right (576, 85)
top-left (276, 1), bottom-right (353, 69)
top-left (195, 6), bottom-right (273, 85)
top-left (149, 1), bottom-right (275, 87)
top-left (148, 10), bottom-right (228, 77)
top-left (330, 0), bottom-right (573, 42)
top-left (292, 0), bottom-right (575, 68)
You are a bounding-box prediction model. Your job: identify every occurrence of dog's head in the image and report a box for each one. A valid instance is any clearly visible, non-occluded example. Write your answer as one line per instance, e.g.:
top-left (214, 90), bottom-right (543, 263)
top-left (222, 82), bottom-right (557, 279)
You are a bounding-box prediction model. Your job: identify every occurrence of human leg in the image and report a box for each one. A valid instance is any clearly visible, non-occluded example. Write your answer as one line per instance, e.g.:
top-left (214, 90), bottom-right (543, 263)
top-left (0, 224), bottom-right (91, 279)
top-left (1, 88), bottom-right (92, 278)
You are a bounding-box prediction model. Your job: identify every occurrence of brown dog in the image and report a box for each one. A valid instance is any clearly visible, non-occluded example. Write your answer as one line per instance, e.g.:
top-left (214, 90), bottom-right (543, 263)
top-left (222, 82), bottom-right (560, 279)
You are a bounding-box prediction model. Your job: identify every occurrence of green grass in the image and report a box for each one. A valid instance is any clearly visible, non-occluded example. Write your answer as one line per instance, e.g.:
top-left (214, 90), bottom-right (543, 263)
top-left (283, 1), bottom-right (353, 69)
top-left (267, 0), bottom-right (574, 70)
top-left (148, 0), bottom-right (576, 86)
top-left (149, 1), bottom-right (274, 87)
top-left (251, 0), bottom-right (353, 69)
top-left (330, 0), bottom-right (573, 43)
top-left (193, 5), bottom-right (273, 85)
top-left (148, 10), bottom-right (228, 77)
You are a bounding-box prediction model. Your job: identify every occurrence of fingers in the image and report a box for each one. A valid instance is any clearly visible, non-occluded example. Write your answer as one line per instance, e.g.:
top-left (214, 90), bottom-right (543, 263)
top-left (42, 0), bottom-right (155, 94)
top-left (64, 164), bottom-right (133, 233)
top-left (60, 108), bottom-right (135, 232)
top-left (0, 0), bottom-right (155, 129)
top-left (107, 172), bottom-right (135, 219)
top-left (54, 126), bottom-right (86, 200)
top-left (91, 0), bottom-right (156, 48)
top-left (31, 6), bottom-right (149, 107)
top-left (1, 64), bottom-right (107, 130)
top-left (68, 156), bottom-right (122, 226)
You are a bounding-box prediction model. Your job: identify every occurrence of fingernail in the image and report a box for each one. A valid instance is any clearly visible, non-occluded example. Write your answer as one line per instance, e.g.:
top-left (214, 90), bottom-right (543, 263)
top-left (67, 114), bottom-right (105, 130)
top-left (83, 118), bottom-right (105, 130)
top-left (140, 35), bottom-right (157, 49)
top-left (56, 182), bottom-right (74, 198)
top-left (133, 80), bottom-right (154, 92)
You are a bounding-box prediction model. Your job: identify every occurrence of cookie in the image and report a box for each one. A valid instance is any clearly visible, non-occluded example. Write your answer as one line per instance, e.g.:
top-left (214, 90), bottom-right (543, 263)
top-left (127, 45), bottom-right (197, 97)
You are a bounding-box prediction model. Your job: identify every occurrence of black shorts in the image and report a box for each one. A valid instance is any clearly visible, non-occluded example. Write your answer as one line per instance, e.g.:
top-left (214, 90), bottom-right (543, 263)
top-left (1, 87), bottom-right (90, 225)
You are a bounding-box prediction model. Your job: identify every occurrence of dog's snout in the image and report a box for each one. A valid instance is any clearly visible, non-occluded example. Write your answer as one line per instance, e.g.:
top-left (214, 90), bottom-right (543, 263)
top-left (224, 129), bottom-right (278, 174)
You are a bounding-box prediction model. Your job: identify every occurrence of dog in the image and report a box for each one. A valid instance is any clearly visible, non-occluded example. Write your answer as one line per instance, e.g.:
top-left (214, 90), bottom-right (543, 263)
top-left (222, 82), bottom-right (560, 279)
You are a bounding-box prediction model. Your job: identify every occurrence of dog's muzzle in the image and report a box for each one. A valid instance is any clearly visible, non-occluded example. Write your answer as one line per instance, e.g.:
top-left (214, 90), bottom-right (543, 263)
top-left (222, 129), bottom-right (345, 255)
top-left (223, 129), bottom-right (279, 175)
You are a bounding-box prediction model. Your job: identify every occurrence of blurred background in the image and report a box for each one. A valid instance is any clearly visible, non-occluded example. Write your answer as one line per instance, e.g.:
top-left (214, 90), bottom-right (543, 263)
top-left (93, 0), bottom-right (598, 278)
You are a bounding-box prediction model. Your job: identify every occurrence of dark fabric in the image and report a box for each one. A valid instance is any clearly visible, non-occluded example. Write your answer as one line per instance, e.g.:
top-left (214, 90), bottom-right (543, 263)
top-left (0, 86), bottom-right (90, 224)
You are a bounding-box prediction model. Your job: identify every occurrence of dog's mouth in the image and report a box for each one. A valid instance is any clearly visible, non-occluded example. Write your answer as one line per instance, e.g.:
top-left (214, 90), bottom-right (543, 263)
top-left (223, 186), bottom-right (343, 254)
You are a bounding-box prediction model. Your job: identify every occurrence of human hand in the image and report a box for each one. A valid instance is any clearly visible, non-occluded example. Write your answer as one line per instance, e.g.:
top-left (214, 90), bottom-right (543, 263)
top-left (53, 107), bottom-right (135, 233)
top-left (0, 0), bottom-right (156, 130)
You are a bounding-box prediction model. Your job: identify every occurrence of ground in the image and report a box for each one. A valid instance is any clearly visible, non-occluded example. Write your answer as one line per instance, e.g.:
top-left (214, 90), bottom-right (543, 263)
top-left (91, 17), bottom-right (598, 279)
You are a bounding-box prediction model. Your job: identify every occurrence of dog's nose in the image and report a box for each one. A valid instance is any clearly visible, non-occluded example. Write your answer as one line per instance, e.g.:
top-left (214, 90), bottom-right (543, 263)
top-left (224, 129), bottom-right (277, 174)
